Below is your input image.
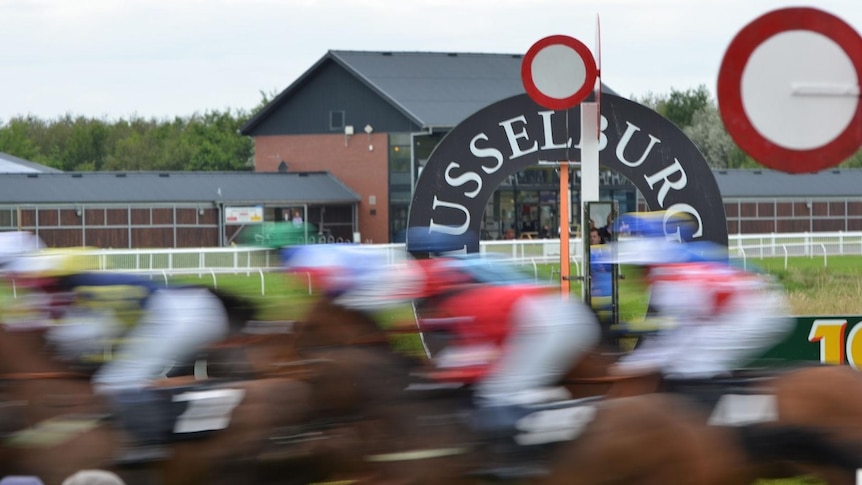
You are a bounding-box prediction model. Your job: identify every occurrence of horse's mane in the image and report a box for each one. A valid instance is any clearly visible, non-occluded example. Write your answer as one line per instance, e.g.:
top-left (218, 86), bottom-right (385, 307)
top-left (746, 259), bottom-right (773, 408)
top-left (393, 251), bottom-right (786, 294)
top-left (295, 297), bottom-right (394, 349)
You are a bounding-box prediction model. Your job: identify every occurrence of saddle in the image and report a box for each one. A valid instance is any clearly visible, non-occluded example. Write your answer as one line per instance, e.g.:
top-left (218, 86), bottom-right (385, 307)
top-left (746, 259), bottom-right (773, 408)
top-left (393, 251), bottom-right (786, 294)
top-left (109, 380), bottom-right (246, 453)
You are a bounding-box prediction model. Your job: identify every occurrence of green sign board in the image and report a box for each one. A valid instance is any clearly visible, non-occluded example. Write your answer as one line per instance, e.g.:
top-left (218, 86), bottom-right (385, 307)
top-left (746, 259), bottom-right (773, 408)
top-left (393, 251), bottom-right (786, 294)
top-left (754, 316), bottom-right (862, 368)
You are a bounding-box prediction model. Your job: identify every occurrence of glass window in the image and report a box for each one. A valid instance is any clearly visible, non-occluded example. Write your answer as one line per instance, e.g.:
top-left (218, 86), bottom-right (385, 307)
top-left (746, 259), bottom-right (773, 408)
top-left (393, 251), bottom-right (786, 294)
top-left (329, 111), bottom-right (345, 130)
top-left (389, 133), bottom-right (413, 240)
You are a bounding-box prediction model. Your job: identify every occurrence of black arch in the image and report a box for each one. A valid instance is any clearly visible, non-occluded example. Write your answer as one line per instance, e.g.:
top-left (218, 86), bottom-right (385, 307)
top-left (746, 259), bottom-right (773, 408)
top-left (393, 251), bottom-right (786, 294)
top-left (407, 93), bottom-right (727, 253)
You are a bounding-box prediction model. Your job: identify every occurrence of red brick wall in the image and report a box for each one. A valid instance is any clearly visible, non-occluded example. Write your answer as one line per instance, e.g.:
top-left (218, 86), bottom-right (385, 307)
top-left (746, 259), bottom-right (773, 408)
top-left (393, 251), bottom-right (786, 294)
top-left (254, 133), bottom-right (390, 243)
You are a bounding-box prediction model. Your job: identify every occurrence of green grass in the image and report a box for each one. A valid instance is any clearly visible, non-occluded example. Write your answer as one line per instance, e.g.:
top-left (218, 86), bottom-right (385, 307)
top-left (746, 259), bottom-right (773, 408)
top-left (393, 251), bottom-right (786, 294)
top-left (744, 255), bottom-right (862, 290)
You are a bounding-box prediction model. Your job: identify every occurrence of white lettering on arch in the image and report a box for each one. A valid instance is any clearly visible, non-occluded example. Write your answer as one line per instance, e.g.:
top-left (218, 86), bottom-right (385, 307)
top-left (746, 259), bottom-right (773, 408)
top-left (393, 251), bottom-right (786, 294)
top-left (444, 162), bottom-right (481, 198)
top-left (644, 159), bottom-right (687, 207)
top-left (470, 134), bottom-right (505, 175)
top-left (499, 115), bottom-right (538, 160)
top-left (538, 111), bottom-right (570, 150)
top-left (616, 121), bottom-right (661, 167)
top-left (429, 197), bottom-right (470, 235)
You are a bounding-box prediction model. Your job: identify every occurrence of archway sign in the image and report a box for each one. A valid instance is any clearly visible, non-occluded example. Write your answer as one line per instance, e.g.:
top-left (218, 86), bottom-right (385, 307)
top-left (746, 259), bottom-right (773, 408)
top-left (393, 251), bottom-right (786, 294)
top-left (405, 92), bottom-right (728, 253)
top-left (521, 34), bottom-right (598, 295)
top-left (718, 7), bottom-right (862, 173)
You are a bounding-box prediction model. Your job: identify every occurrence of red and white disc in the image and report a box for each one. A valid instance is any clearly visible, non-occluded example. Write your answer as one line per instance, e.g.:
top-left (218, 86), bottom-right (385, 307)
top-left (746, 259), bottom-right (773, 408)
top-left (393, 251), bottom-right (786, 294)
top-left (718, 7), bottom-right (862, 173)
top-left (522, 35), bottom-right (597, 111)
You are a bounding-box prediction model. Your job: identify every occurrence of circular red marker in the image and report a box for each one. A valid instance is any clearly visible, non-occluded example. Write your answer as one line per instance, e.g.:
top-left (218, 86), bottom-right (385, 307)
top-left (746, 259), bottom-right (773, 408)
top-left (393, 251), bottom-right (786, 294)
top-left (522, 35), bottom-right (597, 110)
top-left (718, 7), bottom-right (862, 174)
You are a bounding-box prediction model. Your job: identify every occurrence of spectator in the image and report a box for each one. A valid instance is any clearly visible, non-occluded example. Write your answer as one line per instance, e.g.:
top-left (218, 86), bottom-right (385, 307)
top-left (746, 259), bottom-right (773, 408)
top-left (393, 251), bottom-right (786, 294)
top-left (589, 227), bottom-right (603, 246)
top-left (598, 214), bottom-right (614, 243)
top-left (291, 210), bottom-right (304, 225)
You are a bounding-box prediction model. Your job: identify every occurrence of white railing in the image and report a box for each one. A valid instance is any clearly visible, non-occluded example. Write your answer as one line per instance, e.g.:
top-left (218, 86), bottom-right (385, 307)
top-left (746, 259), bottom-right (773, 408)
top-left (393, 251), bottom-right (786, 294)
top-left (79, 246), bottom-right (279, 274)
top-left (729, 231), bottom-right (862, 269)
top-left (65, 231), bottom-right (862, 276)
top-left (6, 231), bottom-right (855, 297)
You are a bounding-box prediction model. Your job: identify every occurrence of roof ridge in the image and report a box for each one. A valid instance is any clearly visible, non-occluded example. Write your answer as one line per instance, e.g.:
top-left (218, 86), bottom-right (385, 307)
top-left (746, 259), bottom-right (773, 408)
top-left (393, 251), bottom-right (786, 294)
top-left (329, 51), bottom-right (425, 126)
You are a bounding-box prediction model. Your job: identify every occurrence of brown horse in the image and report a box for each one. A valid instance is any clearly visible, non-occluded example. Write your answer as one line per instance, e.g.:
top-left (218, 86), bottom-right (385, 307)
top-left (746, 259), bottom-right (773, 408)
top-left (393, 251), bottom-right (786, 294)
top-left (0, 321), bottom-right (370, 485)
top-left (557, 344), bottom-right (862, 483)
top-left (294, 297), bottom-right (862, 485)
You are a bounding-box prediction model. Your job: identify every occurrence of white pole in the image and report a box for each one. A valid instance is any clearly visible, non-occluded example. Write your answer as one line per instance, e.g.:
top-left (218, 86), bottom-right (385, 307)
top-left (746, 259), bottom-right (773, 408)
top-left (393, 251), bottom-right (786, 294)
top-left (580, 102), bottom-right (600, 300)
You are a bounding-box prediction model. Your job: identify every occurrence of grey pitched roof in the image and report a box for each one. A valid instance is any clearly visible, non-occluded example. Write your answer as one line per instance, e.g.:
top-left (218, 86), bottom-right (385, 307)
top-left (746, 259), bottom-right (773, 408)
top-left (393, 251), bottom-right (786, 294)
top-left (241, 50), bottom-right (617, 134)
top-left (0, 152), bottom-right (61, 173)
top-left (713, 168), bottom-right (862, 198)
top-left (0, 172), bottom-right (360, 205)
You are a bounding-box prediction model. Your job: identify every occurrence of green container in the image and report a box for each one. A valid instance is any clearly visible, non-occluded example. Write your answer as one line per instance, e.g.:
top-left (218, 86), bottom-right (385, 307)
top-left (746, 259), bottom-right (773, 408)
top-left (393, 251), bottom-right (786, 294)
top-left (237, 222), bottom-right (318, 249)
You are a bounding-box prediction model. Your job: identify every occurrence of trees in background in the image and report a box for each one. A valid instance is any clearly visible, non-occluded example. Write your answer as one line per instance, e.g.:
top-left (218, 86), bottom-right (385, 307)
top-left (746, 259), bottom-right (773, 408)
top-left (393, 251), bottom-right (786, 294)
top-left (1, 87), bottom-right (859, 172)
top-left (636, 85), bottom-right (862, 169)
top-left (0, 110), bottom-right (254, 172)
top-left (0, 90), bottom-right (278, 172)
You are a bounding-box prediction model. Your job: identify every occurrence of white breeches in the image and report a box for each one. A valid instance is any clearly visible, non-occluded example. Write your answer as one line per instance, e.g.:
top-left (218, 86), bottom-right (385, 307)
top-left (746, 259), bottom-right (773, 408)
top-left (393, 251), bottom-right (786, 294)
top-left (616, 290), bottom-right (793, 378)
top-left (474, 294), bottom-right (600, 406)
top-left (93, 288), bottom-right (229, 394)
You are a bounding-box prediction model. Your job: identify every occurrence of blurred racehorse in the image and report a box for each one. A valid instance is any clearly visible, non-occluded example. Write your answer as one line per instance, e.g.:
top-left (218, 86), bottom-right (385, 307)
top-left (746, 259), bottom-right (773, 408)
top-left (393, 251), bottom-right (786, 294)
top-left (294, 297), bottom-right (862, 484)
top-left (565, 336), bottom-right (862, 483)
top-left (0, 304), bottom-right (369, 485)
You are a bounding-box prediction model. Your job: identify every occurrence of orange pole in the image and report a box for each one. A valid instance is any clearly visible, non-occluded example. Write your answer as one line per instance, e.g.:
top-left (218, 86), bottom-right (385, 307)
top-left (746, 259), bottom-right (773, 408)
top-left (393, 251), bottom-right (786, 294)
top-left (559, 163), bottom-right (570, 297)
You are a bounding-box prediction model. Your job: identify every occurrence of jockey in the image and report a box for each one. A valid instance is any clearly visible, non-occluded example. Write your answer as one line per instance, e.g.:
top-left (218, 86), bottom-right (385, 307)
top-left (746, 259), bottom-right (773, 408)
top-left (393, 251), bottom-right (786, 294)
top-left (605, 212), bottom-right (794, 381)
top-left (1, 244), bottom-right (236, 463)
top-left (281, 235), bottom-right (601, 418)
top-left (406, 228), bottom-right (601, 430)
top-left (418, 259), bottom-right (600, 422)
top-left (281, 233), bottom-right (600, 478)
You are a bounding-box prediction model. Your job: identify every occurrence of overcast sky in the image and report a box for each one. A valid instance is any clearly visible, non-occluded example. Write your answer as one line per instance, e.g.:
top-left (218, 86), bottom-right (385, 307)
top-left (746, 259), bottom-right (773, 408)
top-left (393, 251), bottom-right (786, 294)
top-left (1, 0), bottom-right (859, 121)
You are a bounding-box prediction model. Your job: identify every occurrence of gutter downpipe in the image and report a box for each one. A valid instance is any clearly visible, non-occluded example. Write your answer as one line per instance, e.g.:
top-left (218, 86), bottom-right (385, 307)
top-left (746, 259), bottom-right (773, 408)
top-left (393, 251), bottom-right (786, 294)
top-left (216, 202), bottom-right (224, 247)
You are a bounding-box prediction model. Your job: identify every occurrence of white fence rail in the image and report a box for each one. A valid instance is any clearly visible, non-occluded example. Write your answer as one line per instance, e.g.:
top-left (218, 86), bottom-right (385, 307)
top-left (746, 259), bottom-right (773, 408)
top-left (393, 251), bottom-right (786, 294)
top-left (72, 231), bottom-right (862, 276)
top-left (729, 232), bottom-right (862, 269)
top-left (7, 231), bottom-right (856, 296)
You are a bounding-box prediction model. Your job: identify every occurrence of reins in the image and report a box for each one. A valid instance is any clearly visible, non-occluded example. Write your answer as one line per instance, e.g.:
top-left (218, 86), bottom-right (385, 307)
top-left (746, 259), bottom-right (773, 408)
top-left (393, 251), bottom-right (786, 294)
top-left (0, 371), bottom-right (89, 381)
